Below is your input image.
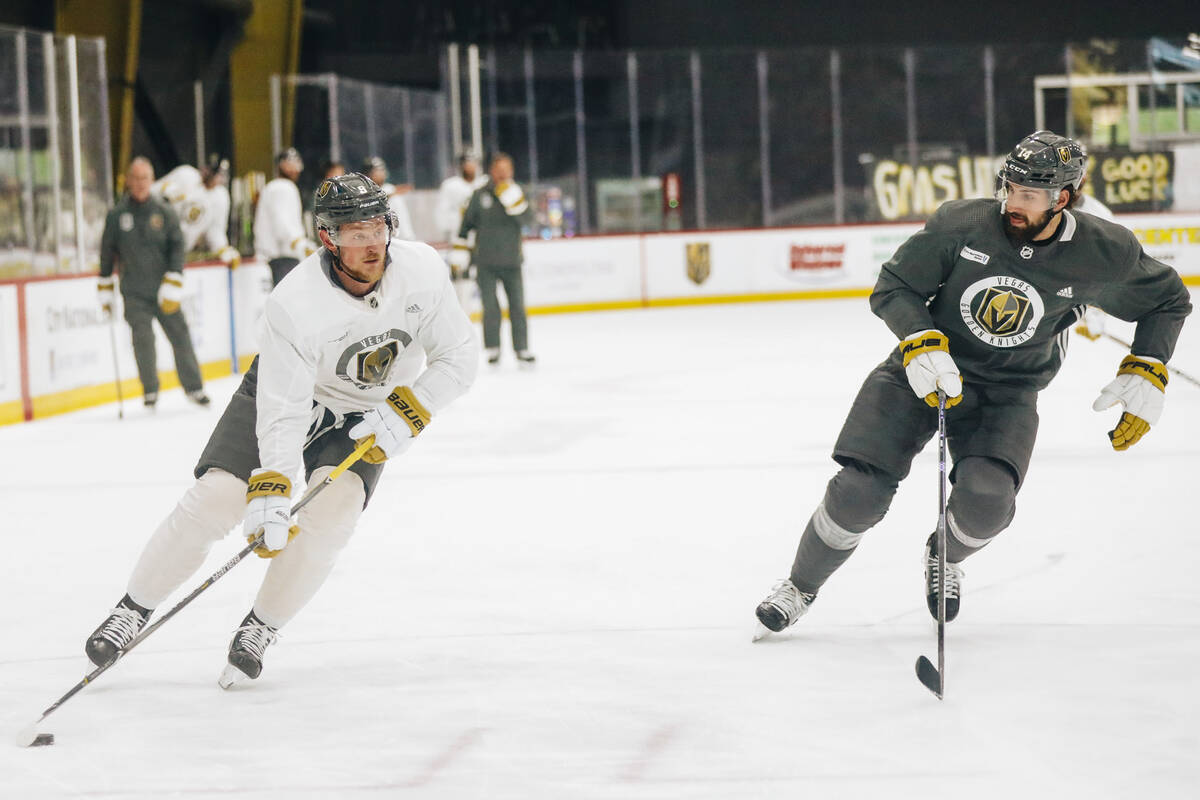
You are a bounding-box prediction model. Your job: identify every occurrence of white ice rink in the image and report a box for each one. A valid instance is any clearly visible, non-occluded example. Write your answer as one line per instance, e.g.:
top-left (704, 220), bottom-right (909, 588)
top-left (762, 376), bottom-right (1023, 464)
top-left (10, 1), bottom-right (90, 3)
top-left (2, 296), bottom-right (1198, 799)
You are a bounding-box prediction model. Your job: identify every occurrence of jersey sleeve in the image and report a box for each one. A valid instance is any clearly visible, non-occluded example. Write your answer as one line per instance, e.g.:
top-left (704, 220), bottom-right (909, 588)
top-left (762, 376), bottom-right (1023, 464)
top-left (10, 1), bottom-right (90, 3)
top-left (410, 266), bottom-right (480, 413)
top-left (254, 298), bottom-right (320, 482)
top-left (457, 192), bottom-right (479, 240)
top-left (1092, 244), bottom-right (1192, 363)
top-left (163, 206), bottom-right (185, 273)
top-left (869, 206), bottom-right (963, 339)
top-left (99, 209), bottom-right (118, 278)
top-left (206, 188), bottom-right (231, 251)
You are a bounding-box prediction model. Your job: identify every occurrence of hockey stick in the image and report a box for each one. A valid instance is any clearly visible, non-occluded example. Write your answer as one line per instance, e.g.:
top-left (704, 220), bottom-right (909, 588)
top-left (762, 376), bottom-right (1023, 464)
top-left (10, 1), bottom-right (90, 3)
top-left (915, 391), bottom-right (948, 699)
top-left (1075, 323), bottom-right (1200, 389)
top-left (105, 304), bottom-right (125, 419)
top-left (15, 434), bottom-right (375, 748)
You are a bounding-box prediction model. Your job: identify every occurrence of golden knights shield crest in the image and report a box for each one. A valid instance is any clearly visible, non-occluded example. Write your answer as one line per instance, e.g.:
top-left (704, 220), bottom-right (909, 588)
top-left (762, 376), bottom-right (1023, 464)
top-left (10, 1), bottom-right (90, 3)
top-left (1057, 146), bottom-right (1072, 164)
top-left (686, 242), bottom-right (710, 286)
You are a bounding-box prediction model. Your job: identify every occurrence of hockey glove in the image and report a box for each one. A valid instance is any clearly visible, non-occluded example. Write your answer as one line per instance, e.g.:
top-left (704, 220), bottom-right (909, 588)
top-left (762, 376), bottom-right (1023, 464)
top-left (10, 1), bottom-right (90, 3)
top-left (1091, 354), bottom-right (1168, 450)
top-left (157, 271), bottom-right (184, 314)
top-left (899, 329), bottom-right (964, 408)
top-left (1073, 306), bottom-right (1106, 341)
top-left (244, 469), bottom-right (299, 558)
top-left (496, 181), bottom-right (529, 216)
top-left (448, 237), bottom-right (473, 280)
top-left (98, 277), bottom-right (114, 315)
top-left (347, 386), bottom-right (431, 464)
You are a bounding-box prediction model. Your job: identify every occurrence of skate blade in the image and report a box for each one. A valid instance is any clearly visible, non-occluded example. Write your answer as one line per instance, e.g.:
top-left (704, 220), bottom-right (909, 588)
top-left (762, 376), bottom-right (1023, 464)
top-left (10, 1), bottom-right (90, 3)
top-left (751, 623), bottom-right (775, 642)
top-left (218, 663), bottom-right (252, 690)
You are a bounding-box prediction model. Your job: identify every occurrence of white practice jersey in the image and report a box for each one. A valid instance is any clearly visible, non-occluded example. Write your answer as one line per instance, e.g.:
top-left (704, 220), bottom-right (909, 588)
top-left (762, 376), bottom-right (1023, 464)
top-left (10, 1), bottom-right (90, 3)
top-left (255, 239), bottom-right (479, 481)
top-left (1075, 192), bottom-right (1116, 223)
top-left (435, 174), bottom-right (487, 240)
top-left (254, 177), bottom-right (309, 260)
top-left (152, 165), bottom-right (231, 252)
top-left (382, 183), bottom-right (417, 240)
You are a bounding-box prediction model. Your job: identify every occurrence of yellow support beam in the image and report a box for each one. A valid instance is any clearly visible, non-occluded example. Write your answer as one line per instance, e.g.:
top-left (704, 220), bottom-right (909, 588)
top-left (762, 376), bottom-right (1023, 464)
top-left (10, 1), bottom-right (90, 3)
top-left (55, 0), bottom-right (143, 192)
top-left (230, 0), bottom-right (304, 175)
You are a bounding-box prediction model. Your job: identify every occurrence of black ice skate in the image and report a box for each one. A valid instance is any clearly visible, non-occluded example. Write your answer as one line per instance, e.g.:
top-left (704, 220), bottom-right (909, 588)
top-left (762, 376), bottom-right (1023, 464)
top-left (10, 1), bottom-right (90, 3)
top-left (924, 533), bottom-right (964, 622)
top-left (753, 579), bottom-right (816, 641)
top-left (85, 595), bottom-right (151, 668)
top-left (218, 611), bottom-right (278, 689)
top-left (143, 391), bottom-right (158, 409)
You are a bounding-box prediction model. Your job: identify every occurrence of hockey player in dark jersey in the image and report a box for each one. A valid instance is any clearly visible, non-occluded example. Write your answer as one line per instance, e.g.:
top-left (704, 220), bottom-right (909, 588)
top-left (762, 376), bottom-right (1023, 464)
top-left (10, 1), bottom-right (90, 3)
top-left (754, 131), bottom-right (1192, 637)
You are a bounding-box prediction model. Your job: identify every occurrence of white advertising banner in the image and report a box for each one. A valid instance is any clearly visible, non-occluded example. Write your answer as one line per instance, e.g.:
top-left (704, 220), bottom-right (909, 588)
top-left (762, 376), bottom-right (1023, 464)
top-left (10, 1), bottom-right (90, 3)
top-left (522, 236), bottom-right (644, 307)
top-left (0, 285), bottom-right (20, 404)
top-left (22, 266), bottom-right (234, 397)
top-left (230, 260), bottom-right (273, 359)
top-left (1125, 213), bottom-right (1200, 277)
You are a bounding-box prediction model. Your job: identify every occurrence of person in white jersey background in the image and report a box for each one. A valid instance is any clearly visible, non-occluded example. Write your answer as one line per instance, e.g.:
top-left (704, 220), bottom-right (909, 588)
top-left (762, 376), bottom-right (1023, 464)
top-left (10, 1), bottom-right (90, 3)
top-left (438, 151), bottom-right (487, 310)
top-left (254, 148), bottom-right (314, 286)
top-left (152, 154), bottom-right (239, 267)
top-left (83, 173), bottom-right (479, 688)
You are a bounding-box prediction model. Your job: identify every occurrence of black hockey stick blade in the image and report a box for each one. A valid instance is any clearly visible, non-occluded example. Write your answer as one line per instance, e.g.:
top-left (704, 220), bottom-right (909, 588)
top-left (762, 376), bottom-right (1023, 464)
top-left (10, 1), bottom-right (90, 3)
top-left (915, 655), bottom-right (943, 699)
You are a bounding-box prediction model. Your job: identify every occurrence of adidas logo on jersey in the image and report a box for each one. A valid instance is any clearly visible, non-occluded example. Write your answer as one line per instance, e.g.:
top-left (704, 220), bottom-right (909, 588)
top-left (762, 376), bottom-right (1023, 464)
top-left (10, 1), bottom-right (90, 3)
top-left (406, 303), bottom-right (421, 313)
top-left (1056, 286), bottom-right (1074, 298)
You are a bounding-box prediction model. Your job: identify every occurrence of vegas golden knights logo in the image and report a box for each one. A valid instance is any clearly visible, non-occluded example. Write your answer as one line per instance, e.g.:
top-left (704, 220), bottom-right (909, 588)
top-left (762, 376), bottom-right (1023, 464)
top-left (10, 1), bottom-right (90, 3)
top-left (317, 180), bottom-right (332, 198)
top-left (975, 288), bottom-right (1030, 335)
top-left (357, 341), bottom-right (399, 385)
top-left (686, 242), bottom-right (710, 285)
top-left (335, 329), bottom-right (414, 388)
top-left (1057, 146), bottom-right (1072, 164)
top-left (959, 276), bottom-right (1045, 348)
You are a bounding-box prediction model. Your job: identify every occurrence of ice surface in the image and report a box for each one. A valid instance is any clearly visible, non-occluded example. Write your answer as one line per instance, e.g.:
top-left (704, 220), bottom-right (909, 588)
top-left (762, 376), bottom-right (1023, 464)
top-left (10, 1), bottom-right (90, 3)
top-left (2, 296), bottom-right (1198, 798)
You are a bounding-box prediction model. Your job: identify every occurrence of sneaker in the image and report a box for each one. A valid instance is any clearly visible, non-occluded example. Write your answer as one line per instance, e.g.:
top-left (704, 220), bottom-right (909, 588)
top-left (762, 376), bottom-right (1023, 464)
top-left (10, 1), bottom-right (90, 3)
top-left (143, 391), bottom-right (158, 408)
top-left (85, 595), bottom-right (151, 668)
top-left (924, 532), bottom-right (964, 622)
top-left (753, 579), bottom-right (816, 639)
top-left (186, 389), bottom-right (211, 406)
top-left (515, 350), bottom-right (537, 366)
top-left (218, 611), bottom-right (278, 688)
top-left (485, 347), bottom-right (501, 365)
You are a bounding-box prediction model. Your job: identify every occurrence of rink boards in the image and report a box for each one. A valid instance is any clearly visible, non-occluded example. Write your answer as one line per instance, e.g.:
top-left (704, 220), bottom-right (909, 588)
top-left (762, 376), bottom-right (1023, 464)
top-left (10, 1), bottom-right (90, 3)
top-left (3, 212), bottom-right (1199, 424)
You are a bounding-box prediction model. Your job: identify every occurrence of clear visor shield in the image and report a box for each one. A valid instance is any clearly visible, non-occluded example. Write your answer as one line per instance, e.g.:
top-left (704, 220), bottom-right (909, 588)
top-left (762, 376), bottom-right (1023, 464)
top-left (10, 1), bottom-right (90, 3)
top-left (995, 177), bottom-right (1056, 213)
top-left (326, 216), bottom-right (393, 247)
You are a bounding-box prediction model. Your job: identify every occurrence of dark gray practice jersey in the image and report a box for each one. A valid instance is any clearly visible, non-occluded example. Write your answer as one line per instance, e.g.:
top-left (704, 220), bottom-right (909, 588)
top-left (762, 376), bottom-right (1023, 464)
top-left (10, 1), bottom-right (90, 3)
top-left (870, 199), bottom-right (1191, 390)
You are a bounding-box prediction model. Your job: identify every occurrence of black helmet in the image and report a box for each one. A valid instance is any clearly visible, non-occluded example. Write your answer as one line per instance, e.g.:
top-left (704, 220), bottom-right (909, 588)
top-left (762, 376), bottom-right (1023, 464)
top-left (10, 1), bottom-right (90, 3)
top-left (362, 156), bottom-right (387, 176)
top-left (313, 172), bottom-right (393, 234)
top-left (997, 130), bottom-right (1085, 192)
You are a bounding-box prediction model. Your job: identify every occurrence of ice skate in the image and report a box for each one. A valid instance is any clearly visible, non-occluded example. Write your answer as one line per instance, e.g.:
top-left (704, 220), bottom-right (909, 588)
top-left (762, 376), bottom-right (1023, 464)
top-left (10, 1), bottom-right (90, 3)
top-left (924, 533), bottom-right (964, 622)
top-left (218, 611), bottom-right (278, 689)
top-left (516, 350), bottom-right (537, 368)
top-left (187, 389), bottom-right (211, 406)
top-left (85, 595), bottom-right (151, 668)
top-left (485, 347), bottom-right (501, 365)
top-left (143, 391), bottom-right (158, 409)
top-left (752, 579), bottom-right (816, 641)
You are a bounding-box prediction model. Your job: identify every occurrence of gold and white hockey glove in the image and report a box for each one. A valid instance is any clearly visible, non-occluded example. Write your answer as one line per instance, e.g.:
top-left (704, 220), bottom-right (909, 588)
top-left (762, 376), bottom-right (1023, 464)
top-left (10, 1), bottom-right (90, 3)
top-left (98, 277), bottom-right (114, 315)
top-left (899, 329), bottom-right (963, 408)
top-left (157, 271), bottom-right (184, 314)
top-left (495, 181), bottom-right (528, 216)
top-left (448, 237), bottom-right (473, 280)
top-left (244, 469), bottom-right (300, 558)
top-left (347, 386), bottom-right (432, 464)
top-left (1092, 354), bottom-right (1168, 450)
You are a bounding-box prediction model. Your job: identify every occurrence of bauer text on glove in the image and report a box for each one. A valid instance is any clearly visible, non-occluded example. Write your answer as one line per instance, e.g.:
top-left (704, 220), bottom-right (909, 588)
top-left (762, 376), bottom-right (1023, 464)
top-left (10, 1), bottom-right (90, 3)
top-left (347, 386), bottom-right (432, 464)
top-left (244, 469), bottom-right (299, 557)
top-left (1091, 354), bottom-right (1168, 451)
top-left (899, 329), bottom-right (963, 408)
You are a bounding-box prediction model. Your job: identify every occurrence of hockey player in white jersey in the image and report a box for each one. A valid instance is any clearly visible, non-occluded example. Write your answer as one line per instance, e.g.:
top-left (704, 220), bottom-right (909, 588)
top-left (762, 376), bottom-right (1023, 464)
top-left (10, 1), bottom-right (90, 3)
top-left (83, 173), bottom-right (479, 688)
top-left (255, 148), bottom-right (315, 285)
top-left (152, 156), bottom-right (239, 266)
top-left (436, 151), bottom-right (486, 310)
